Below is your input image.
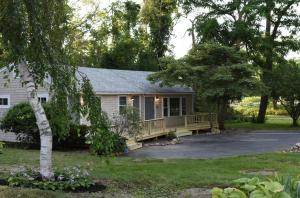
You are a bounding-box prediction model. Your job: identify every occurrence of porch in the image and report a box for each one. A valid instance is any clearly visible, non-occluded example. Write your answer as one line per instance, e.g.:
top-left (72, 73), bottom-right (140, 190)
top-left (137, 112), bottom-right (219, 141)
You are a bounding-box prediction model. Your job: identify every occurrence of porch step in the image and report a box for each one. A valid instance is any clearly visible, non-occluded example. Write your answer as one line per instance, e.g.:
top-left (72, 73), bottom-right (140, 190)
top-left (126, 139), bottom-right (143, 150)
top-left (176, 130), bottom-right (193, 137)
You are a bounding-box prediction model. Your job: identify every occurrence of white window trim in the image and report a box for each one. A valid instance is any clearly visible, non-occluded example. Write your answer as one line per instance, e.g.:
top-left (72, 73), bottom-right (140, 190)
top-left (144, 96), bottom-right (156, 121)
top-left (118, 95), bottom-right (127, 114)
top-left (37, 93), bottom-right (49, 102)
top-left (0, 95), bottom-right (10, 109)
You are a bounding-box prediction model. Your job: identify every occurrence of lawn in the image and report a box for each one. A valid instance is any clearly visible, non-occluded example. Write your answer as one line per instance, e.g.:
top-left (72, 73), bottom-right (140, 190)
top-left (1, 148), bottom-right (300, 197)
top-left (226, 115), bottom-right (300, 130)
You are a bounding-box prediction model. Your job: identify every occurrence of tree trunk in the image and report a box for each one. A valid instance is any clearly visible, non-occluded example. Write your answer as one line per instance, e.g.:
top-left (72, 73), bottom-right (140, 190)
top-left (257, 95), bottom-right (268, 123)
top-left (218, 99), bottom-right (227, 130)
top-left (292, 117), bottom-right (299, 127)
top-left (257, 6), bottom-right (273, 123)
top-left (272, 99), bottom-right (278, 109)
top-left (18, 60), bottom-right (54, 180)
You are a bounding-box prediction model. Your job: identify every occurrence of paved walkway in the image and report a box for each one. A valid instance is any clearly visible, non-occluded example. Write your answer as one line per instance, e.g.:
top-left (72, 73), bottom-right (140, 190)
top-left (129, 131), bottom-right (300, 159)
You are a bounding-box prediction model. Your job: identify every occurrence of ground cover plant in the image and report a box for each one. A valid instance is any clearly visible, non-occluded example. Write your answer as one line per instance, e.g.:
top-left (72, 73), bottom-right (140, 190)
top-left (212, 177), bottom-right (292, 198)
top-left (7, 166), bottom-right (95, 191)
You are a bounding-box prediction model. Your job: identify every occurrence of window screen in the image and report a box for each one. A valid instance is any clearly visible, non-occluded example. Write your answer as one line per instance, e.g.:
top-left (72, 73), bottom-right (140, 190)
top-left (169, 98), bottom-right (180, 116)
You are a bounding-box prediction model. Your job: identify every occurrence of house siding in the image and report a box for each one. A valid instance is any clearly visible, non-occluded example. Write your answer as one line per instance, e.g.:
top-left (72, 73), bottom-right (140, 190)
top-left (98, 95), bottom-right (119, 119)
top-left (0, 70), bottom-right (49, 118)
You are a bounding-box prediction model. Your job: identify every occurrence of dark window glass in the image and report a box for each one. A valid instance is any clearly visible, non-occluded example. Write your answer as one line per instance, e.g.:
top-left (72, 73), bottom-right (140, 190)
top-left (38, 97), bottom-right (47, 103)
top-left (119, 96), bottom-right (127, 113)
top-left (0, 98), bottom-right (8, 105)
top-left (169, 98), bottom-right (180, 116)
top-left (182, 97), bottom-right (186, 115)
top-left (163, 98), bottom-right (168, 117)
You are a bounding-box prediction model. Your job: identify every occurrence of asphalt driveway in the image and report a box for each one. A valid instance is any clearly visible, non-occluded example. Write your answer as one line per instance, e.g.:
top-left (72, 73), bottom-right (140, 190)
top-left (129, 131), bottom-right (300, 159)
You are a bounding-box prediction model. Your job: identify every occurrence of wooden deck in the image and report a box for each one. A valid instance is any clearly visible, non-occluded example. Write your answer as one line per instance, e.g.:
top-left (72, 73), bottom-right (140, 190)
top-left (126, 113), bottom-right (219, 150)
top-left (137, 113), bottom-right (219, 141)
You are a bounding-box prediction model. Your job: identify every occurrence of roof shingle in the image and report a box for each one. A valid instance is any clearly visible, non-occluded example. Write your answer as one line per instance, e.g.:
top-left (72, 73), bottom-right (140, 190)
top-left (78, 67), bottom-right (193, 94)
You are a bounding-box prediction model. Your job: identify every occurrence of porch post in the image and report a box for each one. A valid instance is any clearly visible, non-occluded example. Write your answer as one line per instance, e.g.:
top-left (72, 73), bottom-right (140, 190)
top-left (184, 116), bottom-right (188, 128)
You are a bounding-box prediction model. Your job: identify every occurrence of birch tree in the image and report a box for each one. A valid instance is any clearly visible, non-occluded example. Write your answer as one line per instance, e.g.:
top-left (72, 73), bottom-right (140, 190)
top-left (0, 0), bottom-right (107, 180)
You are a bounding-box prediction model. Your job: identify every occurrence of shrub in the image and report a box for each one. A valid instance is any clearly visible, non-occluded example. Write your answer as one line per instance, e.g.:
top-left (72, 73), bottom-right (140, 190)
top-left (212, 177), bottom-right (291, 198)
top-left (53, 124), bottom-right (88, 149)
top-left (88, 128), bottom-right (127, 155)
top-left (0, 103), bottom-right (88, 149)
top-left (0, 102), bottom-right (41, 143)
top-left (7, 166), bottom-right (94, 191)
top-left (166, 131), bottom-right (177, 140)
top-left (232, 97), bottom-right (288, 118)
top-left (111, 106), bottom-right (142, 139)
top-left (0, 142), bottom-right (4, 154)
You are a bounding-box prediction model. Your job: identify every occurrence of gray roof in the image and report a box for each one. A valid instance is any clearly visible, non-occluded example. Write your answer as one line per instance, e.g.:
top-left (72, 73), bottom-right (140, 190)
top-left (78, 67), bottom-right (193, 94)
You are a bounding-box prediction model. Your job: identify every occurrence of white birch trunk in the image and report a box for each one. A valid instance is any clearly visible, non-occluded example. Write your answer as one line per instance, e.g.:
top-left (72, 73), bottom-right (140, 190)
top-left (18, 60), bottom-right (54, 180)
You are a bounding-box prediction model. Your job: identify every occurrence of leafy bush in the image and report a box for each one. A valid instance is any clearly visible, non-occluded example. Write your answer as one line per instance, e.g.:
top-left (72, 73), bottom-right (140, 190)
top-left (232, 97), bottom-right (288, 119)
top-left (212, 177), bottom-right (291, 198)
top-left (0, 102), bottom-right (41, 143)
top-left (166, 131), bottom-right (177, 140)
top-left (88, 128), bottom-right (127, 155)
top-left (7, 166), bottom-right (94, 191)
top-left (0, 103), bottom-right (88, 149)
top-left (111, 106), bottom-right (142, 139)
top-left (53, 124), bottom-right (88, 149)
top-left (0, 141), bottom-right (4, 154)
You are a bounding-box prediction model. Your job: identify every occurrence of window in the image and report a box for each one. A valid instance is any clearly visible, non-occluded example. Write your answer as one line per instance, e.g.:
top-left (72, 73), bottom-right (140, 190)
top-left (132, 95), bottom-right (140, 116)
top-left (38, 97), bottom-right (47, 103)
top-left (119, 96), bottom-right (127, 113)
top-left (163, 98), bottom-right (168, 117)
top-left (182, 97), bottom-right (186, 115)
top-left (163, 97), bottom-right (187, 117)
top-left (169, 98), bottom-right (180, 116)
top-left (37, 93), bottom-right (48, 103)
top-left (0, 95), bottom-right (10, 108)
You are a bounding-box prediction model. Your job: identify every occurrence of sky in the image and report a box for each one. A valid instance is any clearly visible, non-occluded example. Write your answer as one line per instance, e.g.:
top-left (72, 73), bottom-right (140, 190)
top-left (71, 0), bottom-right (299, 59)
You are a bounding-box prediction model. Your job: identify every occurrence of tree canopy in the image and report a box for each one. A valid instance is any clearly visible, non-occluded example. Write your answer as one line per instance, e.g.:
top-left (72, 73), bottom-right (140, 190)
top-left (180, 0), bottom-right (300, 123)
top-left (149, 43), bottom-right (262, 129)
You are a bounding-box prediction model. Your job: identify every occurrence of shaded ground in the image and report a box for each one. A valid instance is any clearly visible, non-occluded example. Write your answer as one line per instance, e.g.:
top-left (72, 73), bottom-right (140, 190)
top-left (129, 131), bottom-right (300, 159)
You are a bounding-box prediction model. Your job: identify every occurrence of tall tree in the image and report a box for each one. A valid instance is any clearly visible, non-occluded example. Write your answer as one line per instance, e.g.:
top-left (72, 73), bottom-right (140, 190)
top-left (0, 0), bottom-right (106, 179)
top-left (149, 43), bottom-right (262, 129)
top-left (271, 61), bottom-right (300, 126)
top-left (181, 0), bottom-right (300, 122)
top-left (67, 0), bottom-right (158, 71)
top-left (141, 0), bottom-right (178, 67)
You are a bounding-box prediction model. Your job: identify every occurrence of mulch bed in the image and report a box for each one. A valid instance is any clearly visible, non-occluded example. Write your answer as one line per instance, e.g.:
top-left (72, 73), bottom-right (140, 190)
top-left (0, 179), bottom-right (8, 186)
top-left (64, 182), bottom-right (106, 193)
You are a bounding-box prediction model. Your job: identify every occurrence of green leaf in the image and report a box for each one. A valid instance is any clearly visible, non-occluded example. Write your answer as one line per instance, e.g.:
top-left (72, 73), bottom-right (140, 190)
top-left (250, 189), bottom-right (271, 198)
top-left (274, 191), bottom-right (291, 198)
top-left (262, 181), bottom-right (284, 193)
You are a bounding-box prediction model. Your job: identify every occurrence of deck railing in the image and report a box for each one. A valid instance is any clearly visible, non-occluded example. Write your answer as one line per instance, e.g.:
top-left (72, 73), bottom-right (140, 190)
top-left (185, 113), bottom-right (218, 128)
top-left (137, 113), bottom-right (218, 140)
top-left (140, 118), bottom-right (165, 136)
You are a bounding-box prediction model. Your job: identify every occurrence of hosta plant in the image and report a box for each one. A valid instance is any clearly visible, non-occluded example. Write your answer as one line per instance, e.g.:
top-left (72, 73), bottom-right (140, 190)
top-left (7, 166), bottom-right (94, 191)
top-left (212, 177), bottom-right (291, 198)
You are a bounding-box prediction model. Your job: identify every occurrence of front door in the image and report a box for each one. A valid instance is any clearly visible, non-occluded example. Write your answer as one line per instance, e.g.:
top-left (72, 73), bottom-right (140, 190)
top-left (145, 97), bottom-right (155, 120)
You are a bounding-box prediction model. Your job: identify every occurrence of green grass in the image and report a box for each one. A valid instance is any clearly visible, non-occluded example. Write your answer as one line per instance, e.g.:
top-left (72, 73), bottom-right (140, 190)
top-left (1, 148), bottom-right (300, 197)
top-left (226, 116), bottom-right (300, 130)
